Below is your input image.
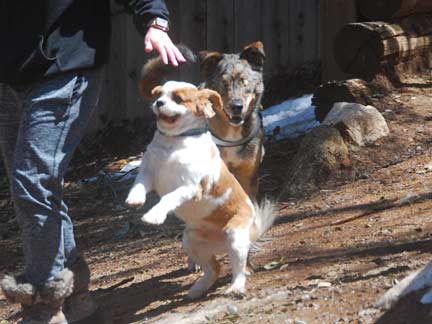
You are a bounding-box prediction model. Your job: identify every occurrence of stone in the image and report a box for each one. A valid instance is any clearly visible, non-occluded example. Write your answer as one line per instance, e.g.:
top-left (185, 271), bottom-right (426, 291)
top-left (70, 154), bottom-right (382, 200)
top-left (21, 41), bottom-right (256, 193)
top-left (282, 125), bottom-right (349, 197)
top-left (322, 102), bottom-right (389, 146)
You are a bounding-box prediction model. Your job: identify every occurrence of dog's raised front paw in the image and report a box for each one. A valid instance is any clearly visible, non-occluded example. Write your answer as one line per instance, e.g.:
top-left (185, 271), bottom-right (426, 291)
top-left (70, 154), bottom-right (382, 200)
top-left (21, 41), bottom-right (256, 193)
top-left (141, 207), bottom-right (167, 225)
top-left (125, 186), bottom-right (146, 207)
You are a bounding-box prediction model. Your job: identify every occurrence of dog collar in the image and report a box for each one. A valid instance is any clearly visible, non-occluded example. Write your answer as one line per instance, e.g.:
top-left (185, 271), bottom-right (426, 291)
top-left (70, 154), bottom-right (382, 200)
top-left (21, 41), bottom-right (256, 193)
top-left (211, 115), bottom-right (262, 148)
top-left (158, 125), bottom-right (209, 137)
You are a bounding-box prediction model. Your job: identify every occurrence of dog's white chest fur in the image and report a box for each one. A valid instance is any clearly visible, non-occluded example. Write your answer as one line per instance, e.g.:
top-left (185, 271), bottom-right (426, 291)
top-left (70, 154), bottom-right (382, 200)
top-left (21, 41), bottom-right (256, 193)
top-left (148, 132), bottom-right (219, 196)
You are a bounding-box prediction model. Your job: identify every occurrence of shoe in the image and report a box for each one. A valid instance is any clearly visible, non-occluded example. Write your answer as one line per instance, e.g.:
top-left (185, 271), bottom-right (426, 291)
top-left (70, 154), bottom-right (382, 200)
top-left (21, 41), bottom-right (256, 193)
top-left (1, 269), bottom-right (74, 324)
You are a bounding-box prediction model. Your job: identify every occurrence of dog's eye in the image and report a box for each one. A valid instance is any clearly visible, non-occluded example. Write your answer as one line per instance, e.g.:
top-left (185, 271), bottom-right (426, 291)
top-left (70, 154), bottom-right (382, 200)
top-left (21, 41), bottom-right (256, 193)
top-left (173, 94), bottom-right (183, 104)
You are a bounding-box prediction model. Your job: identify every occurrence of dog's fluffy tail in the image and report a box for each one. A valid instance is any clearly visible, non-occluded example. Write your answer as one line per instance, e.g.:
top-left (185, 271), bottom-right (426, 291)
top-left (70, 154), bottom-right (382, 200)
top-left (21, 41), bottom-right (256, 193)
top-left (376, 261), bottom-right (432, 309)
top-left (250, 199), bottom-right (278, 242)
top-left (139, 44), bottom-right (197, 100)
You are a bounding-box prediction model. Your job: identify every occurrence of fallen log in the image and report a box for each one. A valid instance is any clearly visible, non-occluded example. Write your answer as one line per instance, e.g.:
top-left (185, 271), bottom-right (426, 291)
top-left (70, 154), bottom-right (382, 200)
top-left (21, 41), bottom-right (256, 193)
top-left (313, 79), bottom-right (374, 122)
top-left (358, 0), bottom-right (432, 21)
top-left (334, 14), bottom-right (432, 80)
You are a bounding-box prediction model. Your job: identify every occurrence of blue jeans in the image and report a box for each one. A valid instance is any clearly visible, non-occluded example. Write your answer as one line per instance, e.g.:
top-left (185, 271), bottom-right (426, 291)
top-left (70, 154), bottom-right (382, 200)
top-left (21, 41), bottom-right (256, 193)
top-left (0, 69), bottom-right (103, 286)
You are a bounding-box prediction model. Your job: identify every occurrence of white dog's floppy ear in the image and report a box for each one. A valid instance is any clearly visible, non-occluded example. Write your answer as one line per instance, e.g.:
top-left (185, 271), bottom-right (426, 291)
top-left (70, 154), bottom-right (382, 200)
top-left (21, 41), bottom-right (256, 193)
top-left (197, 89), bottom-right (223, 119)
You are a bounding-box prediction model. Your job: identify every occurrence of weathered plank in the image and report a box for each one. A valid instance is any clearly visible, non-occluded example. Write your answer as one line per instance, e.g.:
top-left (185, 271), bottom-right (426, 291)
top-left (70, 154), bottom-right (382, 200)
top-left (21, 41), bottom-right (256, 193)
top-left (234, 0), bottom-right (262, 50)
top-left (206, 0), bottom-right (235, 53)
top-left (320, 0), bottom-right (357, 82)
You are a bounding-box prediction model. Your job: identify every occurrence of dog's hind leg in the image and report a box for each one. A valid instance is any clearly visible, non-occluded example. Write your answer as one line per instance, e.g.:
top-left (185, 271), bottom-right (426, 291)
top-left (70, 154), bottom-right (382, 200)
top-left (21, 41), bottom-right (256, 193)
top-left (225, 227), bottom-right (250, 297)
top-left (183, 230), bottom-right (220, 299)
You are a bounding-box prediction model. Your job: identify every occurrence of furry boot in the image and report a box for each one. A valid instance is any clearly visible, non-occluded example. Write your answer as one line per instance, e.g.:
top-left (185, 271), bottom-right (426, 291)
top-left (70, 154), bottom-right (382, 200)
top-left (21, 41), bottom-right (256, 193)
top-left (63, 255), bottom-right (98, 323)
top-left (1, 269), bottom-right (74, 324)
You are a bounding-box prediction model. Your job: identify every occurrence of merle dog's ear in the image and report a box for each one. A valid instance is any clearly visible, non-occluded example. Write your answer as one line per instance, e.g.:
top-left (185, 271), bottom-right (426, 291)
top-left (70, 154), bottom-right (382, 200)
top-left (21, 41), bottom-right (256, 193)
top-left (198, 51), bottom-right (222, 78)
top-left (240, 41), bottom-right (265, 71)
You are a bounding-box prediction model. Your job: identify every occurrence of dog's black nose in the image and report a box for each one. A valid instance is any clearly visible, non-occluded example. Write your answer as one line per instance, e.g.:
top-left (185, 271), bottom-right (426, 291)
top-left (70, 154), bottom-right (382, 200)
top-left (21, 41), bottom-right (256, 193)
top-left (156, 100), bottom-right (165, 108)
top-left (231, 100), bottom-right (243, 114)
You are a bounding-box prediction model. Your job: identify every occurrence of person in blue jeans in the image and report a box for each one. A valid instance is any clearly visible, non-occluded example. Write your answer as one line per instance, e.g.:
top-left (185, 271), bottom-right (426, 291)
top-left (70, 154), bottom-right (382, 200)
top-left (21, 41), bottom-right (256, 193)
top-left (0, 1), bottom-right (185, 323)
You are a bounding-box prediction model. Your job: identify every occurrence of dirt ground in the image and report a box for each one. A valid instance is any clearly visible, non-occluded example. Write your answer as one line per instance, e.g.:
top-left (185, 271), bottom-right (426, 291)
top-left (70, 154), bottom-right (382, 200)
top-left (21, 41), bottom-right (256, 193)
top-left (1, 73), bottom-right (432, 324)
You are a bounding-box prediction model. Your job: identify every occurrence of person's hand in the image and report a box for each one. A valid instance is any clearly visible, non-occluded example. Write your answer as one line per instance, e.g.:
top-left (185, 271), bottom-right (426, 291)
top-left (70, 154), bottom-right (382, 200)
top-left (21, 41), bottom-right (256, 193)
top-left (144, 27), bottom-right (186, 67)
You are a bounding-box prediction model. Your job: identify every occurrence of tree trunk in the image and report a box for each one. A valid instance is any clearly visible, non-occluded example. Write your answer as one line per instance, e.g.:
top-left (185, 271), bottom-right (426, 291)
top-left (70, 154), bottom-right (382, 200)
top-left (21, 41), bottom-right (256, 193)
top-left (313, 79), bottom-right (374, 122)
top-left (357, 0), bottom-right (432, 21)
top-left (334, 14), bottom-right (432, 80)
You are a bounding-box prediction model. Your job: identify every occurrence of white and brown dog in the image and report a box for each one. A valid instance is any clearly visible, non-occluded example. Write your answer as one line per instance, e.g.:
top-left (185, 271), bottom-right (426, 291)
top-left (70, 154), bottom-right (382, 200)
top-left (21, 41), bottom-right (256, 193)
top-left (125, 81), bottom-right (275, 299)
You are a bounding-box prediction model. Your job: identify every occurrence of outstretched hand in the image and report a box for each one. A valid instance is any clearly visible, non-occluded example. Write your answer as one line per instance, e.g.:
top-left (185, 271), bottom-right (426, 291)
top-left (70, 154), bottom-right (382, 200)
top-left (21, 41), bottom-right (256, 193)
top-left (144, 27), bottom-right (186, 67)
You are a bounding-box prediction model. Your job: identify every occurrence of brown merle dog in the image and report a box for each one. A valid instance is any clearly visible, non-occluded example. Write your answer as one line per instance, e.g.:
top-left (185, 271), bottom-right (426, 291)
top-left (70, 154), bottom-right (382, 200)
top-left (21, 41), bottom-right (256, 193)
top-left (198, 42), bottom-right (265, 199)
top-left (139, 42), bottom-right (266, 200)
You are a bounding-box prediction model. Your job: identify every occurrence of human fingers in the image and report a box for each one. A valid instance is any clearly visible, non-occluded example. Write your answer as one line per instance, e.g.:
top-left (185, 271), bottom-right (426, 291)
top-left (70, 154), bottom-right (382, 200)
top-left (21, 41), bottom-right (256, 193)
top-left (154, 42), bottom-right (169, 65)
top-left (165, 46), bottom-right (179, 66)
top-left (171, 44), bottom-right (186, 63)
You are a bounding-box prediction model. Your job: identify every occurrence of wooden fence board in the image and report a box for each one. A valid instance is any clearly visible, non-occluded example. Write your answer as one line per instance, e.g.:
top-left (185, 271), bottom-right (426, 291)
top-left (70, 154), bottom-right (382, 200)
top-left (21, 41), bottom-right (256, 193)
top-left (320, 0), bottom-right (357, 82)
top-left (234, 0), bottom-right (262, 50)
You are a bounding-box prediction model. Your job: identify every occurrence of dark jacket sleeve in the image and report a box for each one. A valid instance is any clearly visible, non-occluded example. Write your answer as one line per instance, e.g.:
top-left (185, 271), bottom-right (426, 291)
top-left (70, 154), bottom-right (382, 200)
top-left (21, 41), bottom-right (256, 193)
top-left (115, 0), bottom-right (170, 36)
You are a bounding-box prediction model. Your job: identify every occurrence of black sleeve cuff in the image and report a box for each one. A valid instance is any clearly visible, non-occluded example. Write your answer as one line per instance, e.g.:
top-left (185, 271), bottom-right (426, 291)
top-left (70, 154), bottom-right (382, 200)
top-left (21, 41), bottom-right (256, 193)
top-left (115, 0), bottom-right (170, 36)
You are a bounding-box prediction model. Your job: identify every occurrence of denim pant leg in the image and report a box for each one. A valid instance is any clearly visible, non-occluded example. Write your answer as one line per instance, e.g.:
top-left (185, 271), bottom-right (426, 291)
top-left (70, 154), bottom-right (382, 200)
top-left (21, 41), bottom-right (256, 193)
top-left (8, 70), bottom-right (102, 286)
top-left (0, 85), bottom-right (23, 180)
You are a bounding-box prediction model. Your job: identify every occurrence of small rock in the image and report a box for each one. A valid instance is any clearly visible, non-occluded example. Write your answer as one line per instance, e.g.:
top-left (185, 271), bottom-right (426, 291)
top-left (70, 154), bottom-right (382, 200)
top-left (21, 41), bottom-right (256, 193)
top-left (400, 193), bottom-right (418, 205)
top-left (380, 228), bottom-right (392, 236)
top-left (322, 102), bottom-right (390, 146)
top-left (318, 281), bottom-right (332, 288)
top-left (294, 319), bottom-right (307, 324)
top-left (324, 228), bottom-right (332, 236)
top-left (227, 304), bottom-right (238, 316)
top-left (358, 308), bottom-right (379, 317)
top-left (301, 294), bottom-right (312, 302)
top-left (263, 261), bottom-right (281, 270)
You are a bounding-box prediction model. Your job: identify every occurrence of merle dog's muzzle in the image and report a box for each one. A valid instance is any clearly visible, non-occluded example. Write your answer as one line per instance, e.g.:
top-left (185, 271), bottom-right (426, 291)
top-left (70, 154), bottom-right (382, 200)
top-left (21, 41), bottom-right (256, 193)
top-left (229, 100), bottom-right (244, 125)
